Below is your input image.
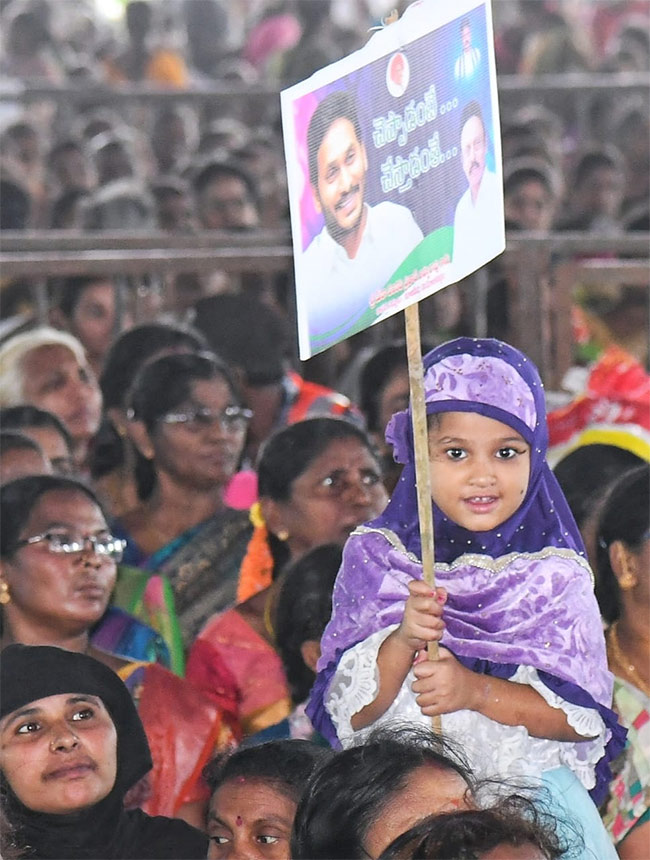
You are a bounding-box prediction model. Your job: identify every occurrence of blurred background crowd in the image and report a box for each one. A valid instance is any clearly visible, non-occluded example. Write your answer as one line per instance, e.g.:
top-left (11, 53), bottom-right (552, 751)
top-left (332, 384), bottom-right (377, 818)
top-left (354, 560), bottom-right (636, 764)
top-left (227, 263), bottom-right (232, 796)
top-left (0, 0), bottom-right (648, 390)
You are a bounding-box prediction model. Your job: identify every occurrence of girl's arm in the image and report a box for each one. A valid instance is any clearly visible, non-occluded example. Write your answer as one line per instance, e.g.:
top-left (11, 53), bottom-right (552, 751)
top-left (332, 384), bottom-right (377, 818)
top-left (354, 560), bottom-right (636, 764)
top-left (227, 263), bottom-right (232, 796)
top-left (412, 649), bottom-right (594, 742)
top-left (350, 580), bottom-right (446, 731)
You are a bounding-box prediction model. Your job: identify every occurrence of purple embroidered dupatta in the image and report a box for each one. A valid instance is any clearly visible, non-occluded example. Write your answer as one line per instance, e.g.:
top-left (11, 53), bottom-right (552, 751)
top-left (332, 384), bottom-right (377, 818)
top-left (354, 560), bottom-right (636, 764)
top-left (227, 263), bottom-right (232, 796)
top-left (308, 338), bottom-right (625, 803)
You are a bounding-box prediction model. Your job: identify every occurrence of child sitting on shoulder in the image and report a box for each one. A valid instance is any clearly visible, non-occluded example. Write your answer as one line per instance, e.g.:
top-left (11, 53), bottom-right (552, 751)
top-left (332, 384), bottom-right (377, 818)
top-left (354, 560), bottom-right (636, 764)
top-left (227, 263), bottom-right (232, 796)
top-left (308, 337), bottom-right (625, 860)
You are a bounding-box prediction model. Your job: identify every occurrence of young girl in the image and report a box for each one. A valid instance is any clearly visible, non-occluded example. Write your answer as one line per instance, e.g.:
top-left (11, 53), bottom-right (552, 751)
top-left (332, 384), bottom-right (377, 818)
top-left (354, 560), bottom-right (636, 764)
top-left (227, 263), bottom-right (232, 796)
top-left (308, 337), bottom-right (625, 859)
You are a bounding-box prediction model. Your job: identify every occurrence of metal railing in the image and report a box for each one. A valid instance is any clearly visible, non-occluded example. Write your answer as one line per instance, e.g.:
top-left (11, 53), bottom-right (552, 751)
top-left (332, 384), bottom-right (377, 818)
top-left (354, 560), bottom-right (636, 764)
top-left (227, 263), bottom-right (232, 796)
top-left (1, 230), bottom-right (647, 387)
top-left (1, 71), bottom-right (648, 105)
top-left (0, 230), bottom-right (293, 277)
top-left (1, 68), bottom-right (648, 384)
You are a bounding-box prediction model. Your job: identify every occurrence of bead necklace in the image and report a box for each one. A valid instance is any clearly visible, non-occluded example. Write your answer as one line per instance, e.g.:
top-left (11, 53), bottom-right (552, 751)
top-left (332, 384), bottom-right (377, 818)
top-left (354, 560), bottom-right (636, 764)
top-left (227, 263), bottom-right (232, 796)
top-left (607, 621), bottom-right (650, 697)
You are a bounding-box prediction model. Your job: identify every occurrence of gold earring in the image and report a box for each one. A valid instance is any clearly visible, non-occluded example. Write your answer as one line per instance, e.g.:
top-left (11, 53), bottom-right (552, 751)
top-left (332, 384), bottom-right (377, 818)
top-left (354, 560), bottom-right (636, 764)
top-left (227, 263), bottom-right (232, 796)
top-left (0, 581), bottom-right (11, 605)
top-left (276, 529), bottom-right (289, 542)
top-left (619, 572), bottom-right (638, 590)
top-left (619, 555), bottom-right (638, 590)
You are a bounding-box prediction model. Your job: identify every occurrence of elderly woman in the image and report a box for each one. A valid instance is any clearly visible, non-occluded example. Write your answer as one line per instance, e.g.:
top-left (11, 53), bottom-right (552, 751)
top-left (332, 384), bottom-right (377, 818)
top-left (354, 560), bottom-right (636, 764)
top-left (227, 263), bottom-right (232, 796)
top-left (0, 327), bottom-right (102, 474)
top-left (0, 474), bottom-right (229, 826)
top-left (0, 643), bottom-right (208, 858)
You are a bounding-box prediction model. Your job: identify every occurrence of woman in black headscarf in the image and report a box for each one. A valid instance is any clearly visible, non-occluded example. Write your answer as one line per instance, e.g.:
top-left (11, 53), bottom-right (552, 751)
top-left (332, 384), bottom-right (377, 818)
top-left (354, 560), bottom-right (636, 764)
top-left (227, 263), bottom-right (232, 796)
top-left (0, 644), bottom-right (208, 859)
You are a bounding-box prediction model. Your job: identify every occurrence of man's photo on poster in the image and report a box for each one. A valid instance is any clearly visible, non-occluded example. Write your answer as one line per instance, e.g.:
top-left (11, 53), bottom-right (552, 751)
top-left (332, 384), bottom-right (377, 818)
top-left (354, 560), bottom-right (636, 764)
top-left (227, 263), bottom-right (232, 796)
top-left (282, 0), bottom-right (504, 358)
top-left (299, 89), bottom-right (424, 348)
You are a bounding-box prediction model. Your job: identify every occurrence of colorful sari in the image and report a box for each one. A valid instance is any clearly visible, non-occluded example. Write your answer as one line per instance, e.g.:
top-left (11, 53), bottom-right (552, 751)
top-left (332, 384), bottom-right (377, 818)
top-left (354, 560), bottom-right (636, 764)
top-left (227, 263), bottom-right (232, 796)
top-left (90, 605), bottom-right (171, 668)
top-left (187, 609), bottom-right (292, 737)
top-left (602, 676), bottom-right (650, 844)
top-left (111, 509), bottom-right (253, 671)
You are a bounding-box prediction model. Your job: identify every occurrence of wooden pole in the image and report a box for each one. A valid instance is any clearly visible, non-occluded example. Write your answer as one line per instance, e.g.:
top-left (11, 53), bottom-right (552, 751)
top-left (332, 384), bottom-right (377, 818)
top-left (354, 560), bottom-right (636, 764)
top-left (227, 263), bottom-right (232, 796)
top-left (404, 303), bottom-right (441, 732)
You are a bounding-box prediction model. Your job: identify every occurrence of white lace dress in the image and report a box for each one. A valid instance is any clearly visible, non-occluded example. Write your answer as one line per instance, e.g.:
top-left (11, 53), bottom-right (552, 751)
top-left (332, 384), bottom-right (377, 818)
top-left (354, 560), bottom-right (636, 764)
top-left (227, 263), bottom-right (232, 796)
top-left (326, 625), bottom-right (607, 791)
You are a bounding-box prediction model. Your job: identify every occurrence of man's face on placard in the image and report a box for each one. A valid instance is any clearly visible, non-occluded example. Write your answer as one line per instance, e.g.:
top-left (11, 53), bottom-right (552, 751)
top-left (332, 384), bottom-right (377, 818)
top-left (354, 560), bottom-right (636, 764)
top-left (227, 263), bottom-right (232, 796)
top-left (460, 114), bottom-right (487, 199)
top-left (313, 117), bottom-right (368, 243)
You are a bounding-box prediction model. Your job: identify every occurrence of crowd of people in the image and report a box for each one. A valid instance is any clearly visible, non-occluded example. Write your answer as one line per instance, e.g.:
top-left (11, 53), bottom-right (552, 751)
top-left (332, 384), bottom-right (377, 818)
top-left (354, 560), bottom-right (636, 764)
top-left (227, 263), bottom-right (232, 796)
top-left (1, 0), bottom-right (648, 361)
top-left (0, 314), bottom-right (648, 858)
top-left (0, 0), bottom-right (649, 859)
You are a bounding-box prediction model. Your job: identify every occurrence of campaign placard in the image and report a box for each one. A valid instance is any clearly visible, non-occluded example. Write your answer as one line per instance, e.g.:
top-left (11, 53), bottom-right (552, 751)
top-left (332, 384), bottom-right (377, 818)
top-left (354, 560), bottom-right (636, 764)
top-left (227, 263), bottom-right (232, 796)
top-left (281, 0), bottom-right (504, 359)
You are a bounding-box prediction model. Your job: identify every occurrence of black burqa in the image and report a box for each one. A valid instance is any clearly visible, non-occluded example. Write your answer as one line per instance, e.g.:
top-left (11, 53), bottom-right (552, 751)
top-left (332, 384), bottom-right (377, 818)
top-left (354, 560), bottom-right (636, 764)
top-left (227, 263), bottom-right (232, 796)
top-left (0, 644), bottom-right (208, 859)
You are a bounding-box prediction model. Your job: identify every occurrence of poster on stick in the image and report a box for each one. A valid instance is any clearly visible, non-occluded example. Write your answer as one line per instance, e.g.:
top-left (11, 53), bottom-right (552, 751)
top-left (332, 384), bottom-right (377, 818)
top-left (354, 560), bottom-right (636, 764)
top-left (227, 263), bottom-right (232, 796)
top-left (281, 0), bottom-right (504, 360)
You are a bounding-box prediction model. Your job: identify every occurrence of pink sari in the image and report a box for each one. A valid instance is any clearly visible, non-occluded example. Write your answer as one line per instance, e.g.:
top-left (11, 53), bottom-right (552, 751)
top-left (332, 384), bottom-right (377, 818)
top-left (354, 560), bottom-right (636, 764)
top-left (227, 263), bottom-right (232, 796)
top-left (186, 609), bottom-right (291, 737)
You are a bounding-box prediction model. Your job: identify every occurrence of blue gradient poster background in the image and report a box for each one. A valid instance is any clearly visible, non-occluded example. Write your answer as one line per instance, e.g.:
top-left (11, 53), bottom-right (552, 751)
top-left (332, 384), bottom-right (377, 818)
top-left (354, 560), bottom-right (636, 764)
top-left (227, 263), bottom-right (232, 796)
top-left (282, 0), bottom-right (504, 359)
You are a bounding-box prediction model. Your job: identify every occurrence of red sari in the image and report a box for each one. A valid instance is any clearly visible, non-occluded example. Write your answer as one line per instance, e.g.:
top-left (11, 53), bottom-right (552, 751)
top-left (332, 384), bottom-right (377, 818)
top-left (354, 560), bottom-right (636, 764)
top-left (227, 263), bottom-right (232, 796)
top-left (119, 662), bottom-right (235, 817)
top-left (186, 609), bottom-right (292, 737)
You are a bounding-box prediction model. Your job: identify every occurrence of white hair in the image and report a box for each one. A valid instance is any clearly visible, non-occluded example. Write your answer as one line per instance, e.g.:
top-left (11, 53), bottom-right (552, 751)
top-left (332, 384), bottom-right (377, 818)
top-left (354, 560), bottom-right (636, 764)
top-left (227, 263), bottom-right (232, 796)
top-left (0, 327), bottom-right (89, 406)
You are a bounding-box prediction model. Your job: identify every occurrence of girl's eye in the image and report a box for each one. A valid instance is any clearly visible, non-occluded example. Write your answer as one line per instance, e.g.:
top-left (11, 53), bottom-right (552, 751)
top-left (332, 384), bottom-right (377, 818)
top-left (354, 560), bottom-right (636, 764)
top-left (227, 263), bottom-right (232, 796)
top-left (496, 447), bottom-right (518, 459)
top-left (445, 448), bottom-right (466, 460)
top-left (257, 835), bottom-right (281, 845)
top-left (17, 721), bottom-right (40, 734)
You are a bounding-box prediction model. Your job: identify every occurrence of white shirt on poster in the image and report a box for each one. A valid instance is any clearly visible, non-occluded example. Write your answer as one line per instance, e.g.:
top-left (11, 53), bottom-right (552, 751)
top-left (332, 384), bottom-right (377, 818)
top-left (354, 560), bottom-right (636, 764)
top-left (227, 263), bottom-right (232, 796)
top-left (299, 201), bottom-right (423, 347)
top-left (455, 46), bottom-right (481, 80)
top-left (451, 168), bottom-right (504, 277)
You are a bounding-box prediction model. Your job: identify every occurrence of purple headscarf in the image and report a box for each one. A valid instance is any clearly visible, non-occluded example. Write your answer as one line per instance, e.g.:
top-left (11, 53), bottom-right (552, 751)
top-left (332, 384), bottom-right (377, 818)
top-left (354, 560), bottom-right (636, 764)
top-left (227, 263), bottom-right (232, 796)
top-left (377, 336), bottom-right (584, 561)
top-left (308, 338), bottom-right (624, 803)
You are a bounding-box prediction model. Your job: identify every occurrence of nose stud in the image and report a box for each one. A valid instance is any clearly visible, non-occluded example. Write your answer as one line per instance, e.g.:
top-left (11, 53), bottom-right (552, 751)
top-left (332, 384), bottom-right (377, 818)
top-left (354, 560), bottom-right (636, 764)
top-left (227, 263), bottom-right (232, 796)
top-left (50, 731), bottom-right (79, 752)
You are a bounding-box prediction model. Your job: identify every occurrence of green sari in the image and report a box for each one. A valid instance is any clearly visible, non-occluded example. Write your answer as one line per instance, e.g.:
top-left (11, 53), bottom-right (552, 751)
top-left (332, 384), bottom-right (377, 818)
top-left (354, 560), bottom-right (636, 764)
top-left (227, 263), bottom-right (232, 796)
top-left (112, 509), bottom-right (253, 673)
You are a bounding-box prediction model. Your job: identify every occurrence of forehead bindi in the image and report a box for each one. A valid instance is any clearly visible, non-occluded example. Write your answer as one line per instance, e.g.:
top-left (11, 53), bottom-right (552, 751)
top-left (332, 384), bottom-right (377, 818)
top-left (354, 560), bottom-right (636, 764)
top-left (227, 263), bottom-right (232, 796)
top-left (210, 779), bottom-right (295, 828)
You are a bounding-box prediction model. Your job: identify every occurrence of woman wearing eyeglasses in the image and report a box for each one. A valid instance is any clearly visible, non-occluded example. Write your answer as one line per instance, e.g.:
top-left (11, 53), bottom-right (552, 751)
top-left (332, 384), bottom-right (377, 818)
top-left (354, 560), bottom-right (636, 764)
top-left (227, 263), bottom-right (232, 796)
top-left (0, 474), bottom-right (232, 829)
top-left (109, 352), bottom-right (253, 670)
